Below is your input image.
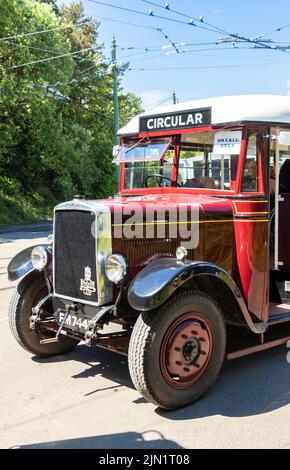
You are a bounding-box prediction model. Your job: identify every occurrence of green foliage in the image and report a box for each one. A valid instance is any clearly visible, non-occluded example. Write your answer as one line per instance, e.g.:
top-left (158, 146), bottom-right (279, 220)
top-left (0, 0), bottom-right (143, 225)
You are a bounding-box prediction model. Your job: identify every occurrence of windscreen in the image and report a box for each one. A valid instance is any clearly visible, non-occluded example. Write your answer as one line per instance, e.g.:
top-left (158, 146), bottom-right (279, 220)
top-left (118, 130), bottom-right (242, 191)
top-left (118, 139), bottom-right (175, 189)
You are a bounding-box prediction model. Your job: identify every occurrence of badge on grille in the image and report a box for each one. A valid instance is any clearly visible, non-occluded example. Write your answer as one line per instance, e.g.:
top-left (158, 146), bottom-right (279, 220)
top-left (80, 266), bottom-right (96, 296)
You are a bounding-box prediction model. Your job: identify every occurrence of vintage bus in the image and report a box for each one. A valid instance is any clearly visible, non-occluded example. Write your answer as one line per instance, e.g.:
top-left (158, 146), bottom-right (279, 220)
top-left (7, 95), bottom-right (290, 410)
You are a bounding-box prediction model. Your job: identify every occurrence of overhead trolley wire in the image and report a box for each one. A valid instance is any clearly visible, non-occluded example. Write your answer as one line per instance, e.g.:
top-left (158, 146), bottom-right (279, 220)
top-left (145, 95), bottom-right (173, 110)
top-left (94, 14), bottom-right (158, 31)
top-left (0, 21), bottom-right (94, 43)
top-left (138, 0), bottom-right (230, 35)
top-left (9, 46), bottom-right (100, 69)
top-left (251, 23), bottom-right (290, 41)
top-left (5, 0), bottom-right (290, 72)
top-left (5, 40), bottom-right (63, 55)
top-left (87, 0), bottom-right (222, 34)
top-left (127, 63), bottom-right (282, 71)
top-left (117, 41), bottom-right (254, 51)
top-left (122, 44), bottom-right (290, 65)
top-left (7, 38), bottom-right (289, 72)
top-left (138, 0), bottom-right (290, 52)
top-left (88, 0), bottom-right (290, 54)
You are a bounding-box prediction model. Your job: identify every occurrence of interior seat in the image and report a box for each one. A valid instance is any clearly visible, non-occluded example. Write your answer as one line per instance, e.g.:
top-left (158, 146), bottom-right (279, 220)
top-left (183, 176), bottom-right (216, 189)
top-left (197, 176), bottom-right (216, 189)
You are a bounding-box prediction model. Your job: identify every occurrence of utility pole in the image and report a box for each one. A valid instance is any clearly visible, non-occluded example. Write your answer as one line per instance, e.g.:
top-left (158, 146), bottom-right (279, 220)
top-left (172, 89), bottom-right (177, 104)
top-left (112, 35), bottom-right (120, 187)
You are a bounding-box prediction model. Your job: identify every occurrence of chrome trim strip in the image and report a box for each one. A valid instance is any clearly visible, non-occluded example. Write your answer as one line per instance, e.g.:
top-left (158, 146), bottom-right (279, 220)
top-left (53, 293), bottom-right (106, 307)
top-left (53, 199), bottom-right (113, 306)
top-left (274, 129), bottom-right (280, 271)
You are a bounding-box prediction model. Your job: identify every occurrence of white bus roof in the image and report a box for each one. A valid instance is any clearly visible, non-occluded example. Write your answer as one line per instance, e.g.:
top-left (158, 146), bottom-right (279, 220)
top-left (118, 94), bottom-right (290, 136)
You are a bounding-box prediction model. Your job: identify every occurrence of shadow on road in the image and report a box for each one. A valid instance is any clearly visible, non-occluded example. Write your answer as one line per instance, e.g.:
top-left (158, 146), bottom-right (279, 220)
top-left (14, 430), bottom-right (183, 449)
top-left (33, 345), bottom-right (134, 391)
top-left (157, 346), bottom-right (290, 421)
top-left (0, 221), bottom-right (52, 243)
top-left (0, 239), bottom-right (13, 244)
top-left (0, 231), bottom-right (51, 243)
top-left (33, 342), bottom-right (290, 419)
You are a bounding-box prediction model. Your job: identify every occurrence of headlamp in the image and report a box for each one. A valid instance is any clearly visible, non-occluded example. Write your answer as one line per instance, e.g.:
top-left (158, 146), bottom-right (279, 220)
top-left (31, 246), bottom-right (49, 271)
top-left (105, 254), bottom-right (127, 283)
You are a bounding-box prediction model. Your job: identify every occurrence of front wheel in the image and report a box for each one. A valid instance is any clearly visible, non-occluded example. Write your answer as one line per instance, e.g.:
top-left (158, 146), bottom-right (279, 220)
top-left (9, 272), bottom-right (79, 357)
top-left (128, 290), bottom-right (226, 410)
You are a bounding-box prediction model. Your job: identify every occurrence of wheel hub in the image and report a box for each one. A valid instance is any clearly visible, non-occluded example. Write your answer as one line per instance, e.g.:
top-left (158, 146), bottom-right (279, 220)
top-left (160, 313), bottom-right (214, 389)
top-left (182, 338), bottom-right (200, 363)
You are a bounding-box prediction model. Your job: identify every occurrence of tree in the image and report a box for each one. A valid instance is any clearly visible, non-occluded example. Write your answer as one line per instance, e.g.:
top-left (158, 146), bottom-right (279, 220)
top-left (36, 1), bottom-right (59, 14)
top-left (0, 1), bottom-right (143, 224)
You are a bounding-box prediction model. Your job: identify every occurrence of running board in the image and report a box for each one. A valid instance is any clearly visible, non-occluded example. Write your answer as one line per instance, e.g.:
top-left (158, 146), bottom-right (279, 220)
top-left (227, 335), bottom-right (290, 360)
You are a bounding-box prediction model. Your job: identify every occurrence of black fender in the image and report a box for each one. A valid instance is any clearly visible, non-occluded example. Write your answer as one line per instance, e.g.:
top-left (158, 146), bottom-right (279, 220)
top-left (7, 244), bottom-right (52, 281)
top-left (127, 258), bottom-right (265, 334)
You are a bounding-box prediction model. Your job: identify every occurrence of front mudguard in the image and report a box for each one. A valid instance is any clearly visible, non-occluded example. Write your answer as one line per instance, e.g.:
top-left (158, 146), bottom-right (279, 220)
top-left (128, 258), bottom-right (237, 311)
top-left (127, 258), bottom-right (264, 334)
top-left (7, 244), bottom-right (52, 281)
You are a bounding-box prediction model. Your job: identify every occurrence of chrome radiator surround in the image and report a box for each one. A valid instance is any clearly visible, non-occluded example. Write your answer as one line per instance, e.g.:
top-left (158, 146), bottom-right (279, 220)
top-left (53, 199), bottom-right (113, 306)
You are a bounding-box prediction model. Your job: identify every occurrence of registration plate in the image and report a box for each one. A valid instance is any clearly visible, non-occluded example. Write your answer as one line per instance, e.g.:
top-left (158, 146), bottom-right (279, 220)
top-left (57, 310), bottom-right (90, 333)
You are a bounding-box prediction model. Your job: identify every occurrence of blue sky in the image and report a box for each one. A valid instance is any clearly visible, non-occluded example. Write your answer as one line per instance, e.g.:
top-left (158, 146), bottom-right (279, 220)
top-left (58, 0), bottom-right (290, 108)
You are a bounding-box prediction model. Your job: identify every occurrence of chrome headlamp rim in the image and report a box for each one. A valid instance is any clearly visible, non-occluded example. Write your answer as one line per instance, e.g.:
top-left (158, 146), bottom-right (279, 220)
top-left (47, 234), bottom-right (53, 244)
top-left (176, 245), bottom-right (188, 261)
top-left (31, 246), bottom-right (48, 271)
top-left (105, 254), bottom-right (127, 284)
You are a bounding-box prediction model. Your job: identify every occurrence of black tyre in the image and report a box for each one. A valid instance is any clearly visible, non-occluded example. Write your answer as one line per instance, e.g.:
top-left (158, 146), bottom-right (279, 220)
top-left (9, 271), bottom-right (79, 357)
top-left (128, 290), bottom-right (226, 410)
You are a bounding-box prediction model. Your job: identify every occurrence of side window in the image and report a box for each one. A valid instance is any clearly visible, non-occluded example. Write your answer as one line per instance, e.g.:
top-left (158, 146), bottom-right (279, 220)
top-left (177, 131), bottom-right (240, 190)
top-left (242, 133), bottom-right (258, 192)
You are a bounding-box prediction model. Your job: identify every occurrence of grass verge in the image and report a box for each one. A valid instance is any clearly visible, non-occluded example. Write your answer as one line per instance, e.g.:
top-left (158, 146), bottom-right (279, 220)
top-left (0, 192), bottom-right (52, 226)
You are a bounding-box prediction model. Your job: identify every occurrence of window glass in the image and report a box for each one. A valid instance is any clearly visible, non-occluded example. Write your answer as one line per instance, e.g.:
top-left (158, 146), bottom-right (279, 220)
top-left (242, 133), bottom-right (258, 192)
top-left (123, 147), bottom-right (175, 189)
top-left (114, 139), bottom-right (170, 163)
top-left (177, 131), bottom-right (240, 190)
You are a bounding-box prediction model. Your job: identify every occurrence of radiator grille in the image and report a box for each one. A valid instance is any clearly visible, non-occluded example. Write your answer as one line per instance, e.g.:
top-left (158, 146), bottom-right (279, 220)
top-left (54, 210), bottom-right (98, 303)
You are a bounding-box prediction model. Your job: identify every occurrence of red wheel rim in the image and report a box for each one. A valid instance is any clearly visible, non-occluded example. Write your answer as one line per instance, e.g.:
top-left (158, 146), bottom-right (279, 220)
top-left (160, 312), bottom-right (214, 389)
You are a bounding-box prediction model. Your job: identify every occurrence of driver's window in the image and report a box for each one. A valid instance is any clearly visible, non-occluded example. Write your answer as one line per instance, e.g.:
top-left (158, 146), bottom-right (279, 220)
top-left (124, 148), bottom-right (174, 189)
top-left (124, 162), bottom-right (158, 189)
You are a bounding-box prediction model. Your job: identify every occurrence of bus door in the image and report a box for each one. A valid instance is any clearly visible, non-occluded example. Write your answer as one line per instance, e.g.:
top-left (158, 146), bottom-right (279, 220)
top-left (270, 129), bottom-right (290, 272)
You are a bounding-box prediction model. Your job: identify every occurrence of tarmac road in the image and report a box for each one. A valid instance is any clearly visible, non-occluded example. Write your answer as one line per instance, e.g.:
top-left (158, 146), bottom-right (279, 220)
top-left (1, 223), bottom-right (290, 449)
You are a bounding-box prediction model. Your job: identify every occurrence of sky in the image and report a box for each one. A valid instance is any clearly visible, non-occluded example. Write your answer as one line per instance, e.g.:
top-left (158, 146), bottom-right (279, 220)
top-left (58, 0), bottom-right (290, 109)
